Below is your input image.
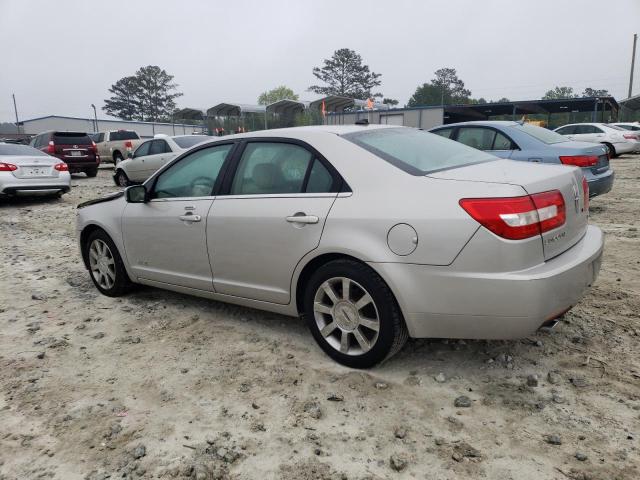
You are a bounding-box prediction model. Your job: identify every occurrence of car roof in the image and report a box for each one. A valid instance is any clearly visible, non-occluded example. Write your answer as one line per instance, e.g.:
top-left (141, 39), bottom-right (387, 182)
top-left (207, 124), bottom-right (400, 142)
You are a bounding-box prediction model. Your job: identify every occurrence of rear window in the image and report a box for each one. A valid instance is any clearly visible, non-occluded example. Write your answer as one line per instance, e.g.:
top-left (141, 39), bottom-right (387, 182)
top-left (343, 127), bottom-right (495, 175)
top-left (110, 131), bottom-right (140, 141)
top-left (173, 135), bottom-right (210, 149)
top-left (513, 124), bottom-right (569, 144)
top-left (0, 144), bottom-right (48, 156)
top-left (53, 132), bottom-right (92, 145)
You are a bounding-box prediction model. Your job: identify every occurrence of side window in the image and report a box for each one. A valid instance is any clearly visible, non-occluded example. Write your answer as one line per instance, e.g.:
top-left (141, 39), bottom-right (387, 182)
top-left (153, 144), bottom-right (233, 199)
top-left (149, 140), bottom-right (170, 155)
top-left (574, 125), bottom-right (589, 134)
top-left (432, 128), bottom-right (453, 139)
top-left (231, 142), bottom-right (314, 195)
top-left (592, 126), bottom-right (604, 134)
top-left (97, 133), bottom-right (104, 143)
top-left (492, 132), bottom-right (514, 150)
top-left (456, 127), bottom-right (496, 151)
top-left (556, 126), bottom-right (574, 135)
top-left (133, 141), bottom-right (151, 158)
top-left (306, 159), bottom-right (334, 193)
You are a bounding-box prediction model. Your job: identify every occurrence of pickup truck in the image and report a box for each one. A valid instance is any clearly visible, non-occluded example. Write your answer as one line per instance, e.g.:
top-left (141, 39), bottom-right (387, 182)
top-left (91, 130), bottom-right (143, 165)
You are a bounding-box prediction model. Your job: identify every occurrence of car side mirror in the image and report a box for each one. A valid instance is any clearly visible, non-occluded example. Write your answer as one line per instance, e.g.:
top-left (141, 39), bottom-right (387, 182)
top-left (125, 185), bottom-right (148, 203)
top-left (127, 152), bottom-right (134, 159)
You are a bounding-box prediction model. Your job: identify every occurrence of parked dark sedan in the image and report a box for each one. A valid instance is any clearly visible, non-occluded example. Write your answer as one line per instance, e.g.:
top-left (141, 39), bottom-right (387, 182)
top-left (430, 121), bottom-right (614, 197)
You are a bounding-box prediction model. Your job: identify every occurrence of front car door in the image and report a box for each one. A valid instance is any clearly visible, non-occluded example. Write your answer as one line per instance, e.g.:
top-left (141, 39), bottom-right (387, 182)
top-left (122, 142), bottom-right (235, 291)
top-left (142, 139), bottom-right (175, 178)
top-left (127, 140), bottom-right (152, 181)
top-left (208, 140), bottom-right (342, 304)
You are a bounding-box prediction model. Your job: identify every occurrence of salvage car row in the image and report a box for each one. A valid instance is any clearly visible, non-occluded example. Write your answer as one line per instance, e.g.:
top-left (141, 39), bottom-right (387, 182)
top-left (2, 121), bottom-right (637, 198)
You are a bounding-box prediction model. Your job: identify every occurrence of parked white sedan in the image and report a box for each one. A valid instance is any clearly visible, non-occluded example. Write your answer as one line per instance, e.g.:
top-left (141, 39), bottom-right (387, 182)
top-left (0, 143), bottom-right (70, 197)
top-left (113, 134), bottom-right (210, 186)
top-left (78, 125), bottom-right (603, 368)
top-left (553, 123), bottom-right (636, 156)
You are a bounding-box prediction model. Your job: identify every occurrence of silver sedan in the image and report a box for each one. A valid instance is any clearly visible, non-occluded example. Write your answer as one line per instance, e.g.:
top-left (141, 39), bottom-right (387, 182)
top-left (77, 125), bottom-right (603, 368)
top-left (0, 143), bottom-right (71, 197)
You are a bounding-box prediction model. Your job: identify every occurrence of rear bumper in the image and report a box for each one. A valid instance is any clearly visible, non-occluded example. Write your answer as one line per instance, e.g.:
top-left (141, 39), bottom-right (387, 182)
top-left (614, 142), bottom-right (635, 154)
top-left (587, 169), bottom-right (614, 197)
top-left (1, 184), bottom-right (70, 196)
top-left (1, 174), bottom-right (71, 196)
top-left (370, 225), bottom-right (604, 339)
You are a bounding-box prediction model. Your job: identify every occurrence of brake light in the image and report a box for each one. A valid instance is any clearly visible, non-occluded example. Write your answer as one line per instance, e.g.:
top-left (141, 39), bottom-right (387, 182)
top-left (91, 141), bottom-right (98, 154)
top-left (0, 162), bottom-right (18, 171)
top-left (623, 133), bottom-right (638, 140)
top-left (54, 163), bottom-right (68, 171)
top-left (47, 141), bottom-right (55, 154)
top-left (582, 176), bottom-right (589, 212)
top-left (459, 190), bottom-right (566, 240)
top-left (559, 155), bottom-right (598, 167)
top-left (124, 140), bottom-right (133, 150)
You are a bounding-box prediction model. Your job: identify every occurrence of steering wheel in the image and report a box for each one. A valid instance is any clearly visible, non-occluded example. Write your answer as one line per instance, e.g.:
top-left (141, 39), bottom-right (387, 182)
top-left (191, 176), bottom-right (215, 196)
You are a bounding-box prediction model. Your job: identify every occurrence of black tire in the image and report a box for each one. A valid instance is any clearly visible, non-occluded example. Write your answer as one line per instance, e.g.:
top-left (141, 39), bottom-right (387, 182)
top-left (86, 169), bottom-right (98, 178)
top-left (603, 142), bottom-right (617, 158)
top-left (83, 229), bottom-right (133, 297)
top-left (113, 152), bottom-right (124, 165)
top-left (303, 259), bottom-right (408, 368)
top-left (114, 169), bottom-right (130, 187)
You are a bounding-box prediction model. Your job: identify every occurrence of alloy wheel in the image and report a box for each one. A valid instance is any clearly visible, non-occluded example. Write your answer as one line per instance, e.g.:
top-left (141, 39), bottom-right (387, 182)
top-left (89, 239), bottom-right (116, 290)
top-left (313, 276), bottom-right (380, 356)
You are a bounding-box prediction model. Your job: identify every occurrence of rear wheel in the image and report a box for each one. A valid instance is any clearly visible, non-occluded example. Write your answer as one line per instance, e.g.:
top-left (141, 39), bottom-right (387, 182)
top-left (602, 142), bottom-right (616, 157)
top-left (86, 168), bottom-right (98, 178)
top-left (84, 229), bottom-right (132, 297)
top-left (115, 169), bottom-right (130, 187)
top-left (303, 259), bottom-right (408, 368)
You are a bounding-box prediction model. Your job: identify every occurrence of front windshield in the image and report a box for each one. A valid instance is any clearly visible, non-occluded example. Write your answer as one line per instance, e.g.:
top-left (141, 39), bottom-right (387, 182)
top-left (343, 127), bottom-right (496, 175)
top-left (0, 144), bottom-right (48, 156)
top-left (513, 123), bottom-right (569, 144)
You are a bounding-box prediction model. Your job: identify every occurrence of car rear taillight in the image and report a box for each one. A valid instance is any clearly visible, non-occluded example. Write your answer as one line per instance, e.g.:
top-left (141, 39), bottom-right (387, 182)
top-left (124, 140), bottom-right (133, 150)
top-left (0, 162), bottom-right (18, 171)
top-left (623, 133), bottom-right (639, 140)
top-left (559, 155), bottom-right (598, 167)
top-left (54, 163), bottom-right (68, 172)
top-left (459, 190), bottom-right (566, 240)
top-left (582, 176), bottom-right (589, 211)
top-left (47, 141), bottom-right (55, 154)
top-left (91, 141), bottom-right (98, 154)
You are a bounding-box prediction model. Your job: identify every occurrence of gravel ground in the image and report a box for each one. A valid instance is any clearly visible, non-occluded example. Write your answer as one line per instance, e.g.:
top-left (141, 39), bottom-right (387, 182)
top-left (0, 156), bottom-right (639, 480)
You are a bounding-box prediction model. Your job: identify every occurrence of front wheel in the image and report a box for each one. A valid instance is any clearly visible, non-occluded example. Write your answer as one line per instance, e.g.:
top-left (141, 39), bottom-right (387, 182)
top-left (303, 259), bottom-right (408, 368)
top-left (84, 229), bottom-right (132, 297)
top-left (114, 169), bottom-right (130, 187)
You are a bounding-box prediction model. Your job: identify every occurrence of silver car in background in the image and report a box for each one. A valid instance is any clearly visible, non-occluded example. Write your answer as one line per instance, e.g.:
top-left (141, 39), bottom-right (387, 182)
top-left (77, 126), bottom-right (603, 368)
top-left (553, 122), bottom-right (636, 156)
top-left (113, 134), bottom-right (210, 187)
top-left (0, 143), bottom-right (71, 197)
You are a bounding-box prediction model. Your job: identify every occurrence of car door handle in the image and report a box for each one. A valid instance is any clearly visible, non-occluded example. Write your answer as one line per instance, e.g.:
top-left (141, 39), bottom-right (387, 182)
top-left (179, 214), bottom-right (201, 222)
top-left (286, 214), bottom-right (319, 224)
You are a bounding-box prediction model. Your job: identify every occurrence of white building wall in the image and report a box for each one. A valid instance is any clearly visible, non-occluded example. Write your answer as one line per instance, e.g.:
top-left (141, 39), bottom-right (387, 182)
top-left (19, 116), bottom-right (205, 138)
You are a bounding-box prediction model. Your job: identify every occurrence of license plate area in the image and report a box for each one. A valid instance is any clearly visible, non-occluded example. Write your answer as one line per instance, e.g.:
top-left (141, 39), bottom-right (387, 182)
top-left (23, 167), bottom-right (48, 177)
top-left (70, 151), bottom-right (82, 157)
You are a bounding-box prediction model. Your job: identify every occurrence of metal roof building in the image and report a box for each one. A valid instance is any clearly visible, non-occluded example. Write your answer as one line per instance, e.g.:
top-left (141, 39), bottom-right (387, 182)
top-left (15, 115), bottom-right (206, 138)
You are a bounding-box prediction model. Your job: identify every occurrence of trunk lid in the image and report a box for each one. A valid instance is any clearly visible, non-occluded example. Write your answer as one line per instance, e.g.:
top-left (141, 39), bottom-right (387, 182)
top-left (53, 132), bottom-right (96, 164)
top-left (428, 159), bottom-right (588, 260)
top-left (9, 155), bottom-right (60, 179)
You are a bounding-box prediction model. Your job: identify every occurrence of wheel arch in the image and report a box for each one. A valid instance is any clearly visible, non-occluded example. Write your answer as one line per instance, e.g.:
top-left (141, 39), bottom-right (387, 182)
top-left (80, 224), bottom-right (106, 269)
top-left (112, 150), bottom-right (123, 161)
top-left (293, 252), bottom-right (407, 326)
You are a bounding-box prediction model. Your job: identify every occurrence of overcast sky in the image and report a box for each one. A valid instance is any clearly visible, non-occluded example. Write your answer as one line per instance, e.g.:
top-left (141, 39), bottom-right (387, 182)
top-left (1, 0), bottom-right (638, 122)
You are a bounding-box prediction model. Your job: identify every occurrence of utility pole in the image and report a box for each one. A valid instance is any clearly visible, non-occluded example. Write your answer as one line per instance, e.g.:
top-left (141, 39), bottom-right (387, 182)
top-left (91, 104), bottom-right (99, 132)
top-left (629, 33), bottom-right (638, 98)
top-left (12, 93), bottom-right (20, 134)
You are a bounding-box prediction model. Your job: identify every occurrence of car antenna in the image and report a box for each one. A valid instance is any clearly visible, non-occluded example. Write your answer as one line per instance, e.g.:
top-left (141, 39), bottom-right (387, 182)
top-left (355, 118), bottom-right (369, 125)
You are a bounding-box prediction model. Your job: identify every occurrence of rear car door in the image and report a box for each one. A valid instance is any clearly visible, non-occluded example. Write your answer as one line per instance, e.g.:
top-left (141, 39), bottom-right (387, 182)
top-left (455, 127), bottom-right (514, 159)
top-left (207, 140), bottom-right (341, 304)
top-left (122, 143), bottom-right (235, 290)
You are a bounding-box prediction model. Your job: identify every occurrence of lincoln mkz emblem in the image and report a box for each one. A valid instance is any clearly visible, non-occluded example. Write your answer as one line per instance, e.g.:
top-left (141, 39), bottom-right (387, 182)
top-left (73, 145), bottom-right (78, 148)
top-left (572, 182), bottom-right (580, 213)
